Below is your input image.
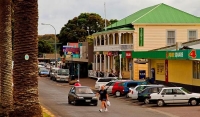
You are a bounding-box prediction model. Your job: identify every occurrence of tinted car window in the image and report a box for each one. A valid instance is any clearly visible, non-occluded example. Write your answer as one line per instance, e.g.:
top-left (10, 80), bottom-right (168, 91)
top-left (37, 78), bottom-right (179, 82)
top-left (118, 82), bottom-right (124, 86)
top-left (127, 82), bottom-right (138, 88)
top-left (162, 89), bottom-right (173, 95)
top-left (98, 78), bottom-right (114, 82)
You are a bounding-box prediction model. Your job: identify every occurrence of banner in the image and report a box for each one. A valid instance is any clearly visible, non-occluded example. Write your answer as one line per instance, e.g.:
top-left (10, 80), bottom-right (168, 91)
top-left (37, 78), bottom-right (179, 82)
top-left (139, 27), bottom-right (144, 46)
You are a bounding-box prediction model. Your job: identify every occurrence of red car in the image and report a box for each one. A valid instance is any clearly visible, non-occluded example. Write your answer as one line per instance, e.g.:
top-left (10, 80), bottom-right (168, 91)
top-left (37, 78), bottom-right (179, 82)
top-left (111, 81), bottom-right (125, 97)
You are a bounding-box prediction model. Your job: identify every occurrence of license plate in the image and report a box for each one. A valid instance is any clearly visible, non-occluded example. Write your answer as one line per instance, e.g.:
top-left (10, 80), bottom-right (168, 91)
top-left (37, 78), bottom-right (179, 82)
top-left (85, 100), bottom-right (91, 102)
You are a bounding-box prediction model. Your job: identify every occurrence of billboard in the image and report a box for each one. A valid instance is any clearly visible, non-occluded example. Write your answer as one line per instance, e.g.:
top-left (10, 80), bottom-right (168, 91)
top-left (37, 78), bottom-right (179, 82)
top-left (63, 45), bottom-right (80, 55)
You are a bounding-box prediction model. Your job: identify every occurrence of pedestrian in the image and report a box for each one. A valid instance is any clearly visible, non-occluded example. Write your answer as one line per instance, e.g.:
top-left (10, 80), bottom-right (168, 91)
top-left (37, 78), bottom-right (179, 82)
top-left (74, 80), bottom-right (81, 86)
top-left (96, 85), bottom-right (109, 112)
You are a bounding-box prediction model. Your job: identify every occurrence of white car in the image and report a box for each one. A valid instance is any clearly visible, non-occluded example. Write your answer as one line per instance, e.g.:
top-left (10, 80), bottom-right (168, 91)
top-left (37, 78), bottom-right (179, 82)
top-left (149, 87), bottom-right (200, 107)
top-left (127, 84), bottom-right (164, 99)
top-left (54, 69), bottom-right (70, 82)
top-left (94, 77), bottom-right (117, 90)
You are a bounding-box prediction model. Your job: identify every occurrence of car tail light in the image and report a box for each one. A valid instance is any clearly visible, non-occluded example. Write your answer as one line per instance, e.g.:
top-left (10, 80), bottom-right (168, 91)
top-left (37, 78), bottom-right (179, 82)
top-left (132, 91), bottom-right (133, 94)
top-left (149, 96), bottom-right (151, 99)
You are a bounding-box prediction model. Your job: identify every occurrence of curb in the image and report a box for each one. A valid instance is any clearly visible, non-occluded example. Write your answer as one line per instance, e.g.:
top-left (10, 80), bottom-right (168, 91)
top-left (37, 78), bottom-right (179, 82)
top-left (42, 106), bottom-right (55, 117)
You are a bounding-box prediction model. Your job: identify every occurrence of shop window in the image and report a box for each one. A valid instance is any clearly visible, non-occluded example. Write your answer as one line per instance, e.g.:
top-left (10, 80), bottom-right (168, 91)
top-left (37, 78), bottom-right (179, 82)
top-left (193, 61), bottom-right (200, 79)
top-left (188, 30), bottom-right (197, 41)
top-left (167, 31), bottom-right (175, 45)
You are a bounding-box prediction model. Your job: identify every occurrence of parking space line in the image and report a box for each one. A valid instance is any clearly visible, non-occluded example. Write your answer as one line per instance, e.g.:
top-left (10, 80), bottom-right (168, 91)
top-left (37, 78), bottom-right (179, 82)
top-left (147, 108), bottom-right (179, 117)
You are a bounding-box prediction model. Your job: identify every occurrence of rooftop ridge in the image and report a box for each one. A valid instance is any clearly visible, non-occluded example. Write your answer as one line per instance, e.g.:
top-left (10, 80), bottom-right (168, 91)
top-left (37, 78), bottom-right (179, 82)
top-left (132, 3), bottom-right (162, 23)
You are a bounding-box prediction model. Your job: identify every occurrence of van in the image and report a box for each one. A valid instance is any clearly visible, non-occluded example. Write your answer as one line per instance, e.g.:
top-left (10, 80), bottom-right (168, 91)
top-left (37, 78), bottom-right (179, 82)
top-left (94, 77), bottom-right (117, 90)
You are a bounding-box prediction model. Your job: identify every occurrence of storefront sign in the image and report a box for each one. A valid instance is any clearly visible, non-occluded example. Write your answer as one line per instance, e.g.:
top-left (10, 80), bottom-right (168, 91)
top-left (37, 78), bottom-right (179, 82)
top-left (156, 63), bottom-right (164, 75)
top-left (189, 50), bottom-right (196, 59)
top-left (126, 51), bottom-right (131, 58)
top-left (139, 28), bottom-right (144, 46)
top-left (165, 60), bottom-right (168, 83)
top-left (167, 51), bottom-right (184, 59)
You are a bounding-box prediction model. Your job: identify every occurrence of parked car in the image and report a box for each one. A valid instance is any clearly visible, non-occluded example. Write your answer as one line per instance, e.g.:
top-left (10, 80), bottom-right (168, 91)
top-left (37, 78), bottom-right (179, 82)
top-left (53, 69), bottom-right (70, 82)
top-left (149, 87), bottom-right (200, 107)
top-left (49, 67), bottom-right (60, 80)
top-left (94, 77), bottom-right (118, 90)
top-left (112, 80), bottom-right (147, 97)
top-left (68, 86), bottom-right (98, 106)
top-left (137, 85), bottom-right (165, 104)
top-left (39, 68), bottom-right (50, 77)
top-left (104, 80), bottom-right (130, 94)
top-left (127, 84), bottom-right (164, 99)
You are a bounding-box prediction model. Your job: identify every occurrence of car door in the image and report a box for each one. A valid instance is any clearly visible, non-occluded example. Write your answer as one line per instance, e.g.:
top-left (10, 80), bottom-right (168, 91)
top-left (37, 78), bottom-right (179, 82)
top-left (69, 87), bottom-right (75, 102)
top-left (173, 89), bottom-right (187, 103)
top-left (160, 89), bottom-right (174, 103)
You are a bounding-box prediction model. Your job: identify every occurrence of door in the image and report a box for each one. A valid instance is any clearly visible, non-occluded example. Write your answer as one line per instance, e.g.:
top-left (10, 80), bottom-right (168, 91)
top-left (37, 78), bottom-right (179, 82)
top-left (173, 89), bottom-right (187, 103)
top-left (160, 89), bottom-right (174, 103)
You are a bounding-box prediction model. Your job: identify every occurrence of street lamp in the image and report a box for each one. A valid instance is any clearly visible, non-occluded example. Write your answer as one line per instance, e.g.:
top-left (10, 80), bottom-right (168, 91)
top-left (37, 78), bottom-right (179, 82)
top-left (41, 23), bottom-right (57, 67)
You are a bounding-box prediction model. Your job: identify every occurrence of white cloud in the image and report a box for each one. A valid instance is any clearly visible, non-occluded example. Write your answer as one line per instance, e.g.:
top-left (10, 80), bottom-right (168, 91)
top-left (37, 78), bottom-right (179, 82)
top-left (38, 0), bottom-right (200, 35)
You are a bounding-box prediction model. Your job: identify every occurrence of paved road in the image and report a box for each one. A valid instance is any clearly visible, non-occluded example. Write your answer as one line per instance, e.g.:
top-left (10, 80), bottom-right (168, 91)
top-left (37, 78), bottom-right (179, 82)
top-left (38, 77), bottom-right (173, 117)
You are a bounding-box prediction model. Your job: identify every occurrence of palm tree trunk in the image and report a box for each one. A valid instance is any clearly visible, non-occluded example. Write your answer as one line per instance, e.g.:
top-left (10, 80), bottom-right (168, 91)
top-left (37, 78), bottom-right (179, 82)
top-left (11, 0), bottom-right (42, 116)
top-left (0, 0), bottom-right (13, 116)
top-left (0, 0), bottom-right (2, 114)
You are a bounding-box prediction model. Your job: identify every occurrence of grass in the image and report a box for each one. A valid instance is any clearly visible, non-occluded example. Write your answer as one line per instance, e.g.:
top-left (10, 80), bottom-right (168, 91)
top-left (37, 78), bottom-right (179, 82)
top-left (43, 111), bottom-right (51, 117)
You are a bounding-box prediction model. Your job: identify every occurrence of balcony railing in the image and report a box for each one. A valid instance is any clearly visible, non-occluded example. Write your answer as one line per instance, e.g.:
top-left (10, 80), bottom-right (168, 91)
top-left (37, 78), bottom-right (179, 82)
top-left (94, 44), bottom-right (134, 51)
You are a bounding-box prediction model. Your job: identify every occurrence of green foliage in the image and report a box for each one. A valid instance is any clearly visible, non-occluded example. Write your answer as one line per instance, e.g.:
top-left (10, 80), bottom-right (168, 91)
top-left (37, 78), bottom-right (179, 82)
top-left (86, 35), bottom-right (95, 45)
top-left (38, 40), bottom-right (54, 55)
top-left (110, 19), bottom-right (118, 24)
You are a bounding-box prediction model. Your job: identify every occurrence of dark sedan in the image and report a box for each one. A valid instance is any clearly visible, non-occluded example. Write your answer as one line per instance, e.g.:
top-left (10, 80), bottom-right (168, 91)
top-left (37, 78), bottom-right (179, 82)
top-left (68, 86), bottom-right (98, 106)
top-left (137, 86), bottom-right (165, 104)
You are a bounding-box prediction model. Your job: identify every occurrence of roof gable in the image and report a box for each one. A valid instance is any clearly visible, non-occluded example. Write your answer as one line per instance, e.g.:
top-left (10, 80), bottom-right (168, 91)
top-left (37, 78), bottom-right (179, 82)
top-left (107, 3), bottom-right (200, 29)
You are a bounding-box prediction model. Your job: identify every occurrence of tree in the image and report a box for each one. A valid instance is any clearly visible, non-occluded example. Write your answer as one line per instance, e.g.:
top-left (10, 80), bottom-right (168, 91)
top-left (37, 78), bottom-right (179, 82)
top-left (58, 13), bottom-right (107, 55)
top-left (109, 19), bottom-right (118, 24)
top-left (0, 0), bottom-right (13, 116)
top-left (11, 0), bottom-right (42, 116)
top-left (38, 40), bottom-right (54, 55)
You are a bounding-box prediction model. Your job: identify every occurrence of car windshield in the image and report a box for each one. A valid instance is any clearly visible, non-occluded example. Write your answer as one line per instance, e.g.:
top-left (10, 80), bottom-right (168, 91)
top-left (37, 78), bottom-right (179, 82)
top-left (136, 86), bottom-right (147, 91)
top-left (58, 69), bottom-right (69, 75)
top-left (181, 87), bottom-right (191, 94)
top-left (76, 87), bottom-right (93, 94)
top-left (41, 69), bottom-right (48, 72)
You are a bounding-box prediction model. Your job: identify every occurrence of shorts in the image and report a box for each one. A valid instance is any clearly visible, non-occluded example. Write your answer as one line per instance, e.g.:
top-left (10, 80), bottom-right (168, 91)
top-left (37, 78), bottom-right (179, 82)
top-left (100, 98), bottom-right (107, 101)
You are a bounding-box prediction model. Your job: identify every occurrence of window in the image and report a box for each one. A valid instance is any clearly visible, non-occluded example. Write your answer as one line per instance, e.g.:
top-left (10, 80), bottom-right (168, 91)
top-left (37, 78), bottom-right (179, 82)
top-left (167, 31), bottom-right (175, 45)
top-left (162, 89), bottom-right (173, 95)
top-left (127, 83), bottom-right (137, 88)
top-left (193, 61), bottom-right (200, 79)
top-left (173, 89), bottom-right (184, 95)
top-left (188, 30), bottom-right (197, 41)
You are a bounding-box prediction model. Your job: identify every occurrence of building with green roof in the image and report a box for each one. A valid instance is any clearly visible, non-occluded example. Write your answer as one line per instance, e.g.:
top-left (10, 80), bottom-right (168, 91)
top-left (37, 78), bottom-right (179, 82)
top-left (90, 3), bottom-right (200, 80)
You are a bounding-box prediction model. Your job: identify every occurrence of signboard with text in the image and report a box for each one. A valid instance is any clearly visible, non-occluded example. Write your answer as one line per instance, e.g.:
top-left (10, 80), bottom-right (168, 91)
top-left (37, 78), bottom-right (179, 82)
top-left (126, 51), bottom-right (131, 58)
top-left (139, 28), bottom-right (144, 46)
top-left (166, 51), bottom-right (188, 59)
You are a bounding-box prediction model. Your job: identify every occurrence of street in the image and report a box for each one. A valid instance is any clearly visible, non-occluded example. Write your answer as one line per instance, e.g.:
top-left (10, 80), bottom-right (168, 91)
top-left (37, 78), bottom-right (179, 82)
top-left (39, 77), bottom-right (174, 117)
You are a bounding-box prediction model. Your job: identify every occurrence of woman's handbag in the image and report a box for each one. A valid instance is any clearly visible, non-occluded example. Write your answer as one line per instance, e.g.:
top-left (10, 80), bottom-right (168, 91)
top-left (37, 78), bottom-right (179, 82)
top-left (106, 100), bottom-right (111, 106)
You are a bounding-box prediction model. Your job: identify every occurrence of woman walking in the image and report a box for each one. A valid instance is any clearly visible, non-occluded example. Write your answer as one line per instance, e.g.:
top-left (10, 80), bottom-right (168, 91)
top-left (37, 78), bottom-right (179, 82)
top-left (96, 85), bottom-right (109, 112)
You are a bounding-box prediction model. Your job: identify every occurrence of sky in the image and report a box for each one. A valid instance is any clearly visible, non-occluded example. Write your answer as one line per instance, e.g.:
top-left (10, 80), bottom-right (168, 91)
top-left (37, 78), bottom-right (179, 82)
top-left (38, 0), bottom-right (200, 35)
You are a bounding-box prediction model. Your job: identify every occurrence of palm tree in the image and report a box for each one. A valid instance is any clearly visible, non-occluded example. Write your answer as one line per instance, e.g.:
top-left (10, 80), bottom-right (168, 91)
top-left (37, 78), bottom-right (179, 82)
top-left (11, 0), bottom-right (42, 116)
top-left (0, 0), bottom-right (13, 116)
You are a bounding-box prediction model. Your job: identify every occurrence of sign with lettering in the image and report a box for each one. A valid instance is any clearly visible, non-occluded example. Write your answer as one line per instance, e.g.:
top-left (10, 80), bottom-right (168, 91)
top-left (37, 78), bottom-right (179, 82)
top-left (139, 28), bottom-right (144, 46)
top-left (156, 63), bottom-right (164, 75)
top-left (166, 51), bottom-right (185, 59)
top-left (126, 51), bottom-right (131, 58)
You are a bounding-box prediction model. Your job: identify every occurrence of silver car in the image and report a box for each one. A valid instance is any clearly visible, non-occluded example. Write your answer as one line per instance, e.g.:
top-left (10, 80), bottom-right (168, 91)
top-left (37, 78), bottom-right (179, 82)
top-left (54, 69), bottom-right (70, 82)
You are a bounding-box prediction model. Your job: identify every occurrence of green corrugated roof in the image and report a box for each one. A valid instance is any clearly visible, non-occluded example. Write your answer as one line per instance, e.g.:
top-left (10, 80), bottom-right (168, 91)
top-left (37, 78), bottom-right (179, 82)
top-left (107, 3), bottom-right (200, 29)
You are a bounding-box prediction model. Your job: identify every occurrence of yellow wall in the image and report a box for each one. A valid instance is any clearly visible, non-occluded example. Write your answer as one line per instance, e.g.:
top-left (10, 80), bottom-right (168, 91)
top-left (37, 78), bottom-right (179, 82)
top-left (133, 25), bottom-right (200, 51)
top-left (150, 59), bottom-right (165, 81)
top-left (151, 59), bottom-right (200, 87)
top-left (168, 60), bottom-right (192, 84)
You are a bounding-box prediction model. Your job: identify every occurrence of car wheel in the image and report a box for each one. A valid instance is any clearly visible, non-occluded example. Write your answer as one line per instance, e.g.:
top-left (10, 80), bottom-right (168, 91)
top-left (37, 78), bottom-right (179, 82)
top-left (126, 94), bottom-right (129, 98)
top-left (74, 101), bottom-right (77, 106)
top-left (115, 91), bottom-right (121, 97)
top-left (190, 99), bottom-right (198, 106)
top-left (157, 100), bottom-right (164, 107)
top-left (94, 103), bottom-right (98, 106)
top-left (68, 98), bottom-right (71, 104)
top-left (144, 98), bottom-right (150, 104)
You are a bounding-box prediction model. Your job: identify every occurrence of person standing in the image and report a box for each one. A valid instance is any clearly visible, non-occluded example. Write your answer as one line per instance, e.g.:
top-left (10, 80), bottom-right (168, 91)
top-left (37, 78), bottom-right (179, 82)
top-left (96, 85), bottom-right (109, 112)
top-left (74, 80), bottom-right (81, 86)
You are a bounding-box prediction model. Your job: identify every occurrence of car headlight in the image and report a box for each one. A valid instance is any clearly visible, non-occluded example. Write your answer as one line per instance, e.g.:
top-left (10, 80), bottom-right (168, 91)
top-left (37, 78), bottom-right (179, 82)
top-left (92, 97), bottom-right (97, 99)
top-left (77, 97), bottom-right (84, 99)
